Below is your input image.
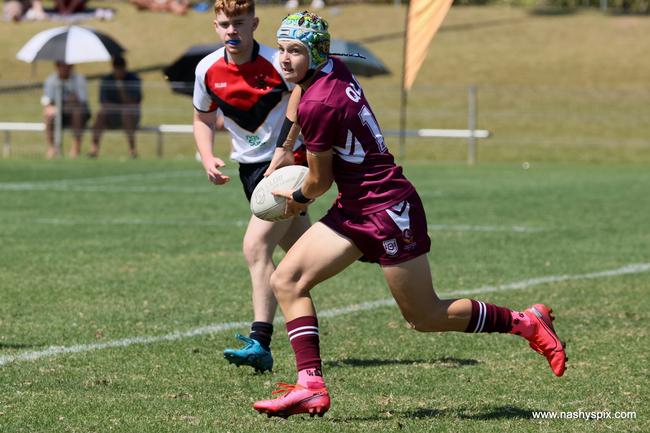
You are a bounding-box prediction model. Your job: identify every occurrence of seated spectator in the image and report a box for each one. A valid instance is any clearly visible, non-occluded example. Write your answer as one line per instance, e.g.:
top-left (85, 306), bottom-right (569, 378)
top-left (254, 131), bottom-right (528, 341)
top-left (285, 0), bottom-right (324, 10)
top-left (129, 0), bottom-right (189, 15)
top-left (54, 0), bottom-right (87, 15)
top-left (3, 0), bottom-right (45, 21)
top-left (90, 56), bottom-right (142, 159)
top-left (41, 61), bottom-right (91, 159)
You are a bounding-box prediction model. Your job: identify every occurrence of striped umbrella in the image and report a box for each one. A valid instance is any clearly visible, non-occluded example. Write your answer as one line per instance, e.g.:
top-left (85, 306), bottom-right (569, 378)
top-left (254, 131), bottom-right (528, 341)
top-left (16, 25), bottom-right (124, 64)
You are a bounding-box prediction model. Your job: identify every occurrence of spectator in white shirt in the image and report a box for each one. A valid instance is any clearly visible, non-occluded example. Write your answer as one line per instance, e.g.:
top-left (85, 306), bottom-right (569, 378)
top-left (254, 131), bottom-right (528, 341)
top-left (41, 62), bottom-right (91, 159)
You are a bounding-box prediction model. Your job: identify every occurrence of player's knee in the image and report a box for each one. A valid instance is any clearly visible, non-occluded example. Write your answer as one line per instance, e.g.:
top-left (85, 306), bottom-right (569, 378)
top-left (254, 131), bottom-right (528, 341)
top-left (242, 237), bottom-right (269, 266)
top-left (270, 269), bottom-right (295, 299)
top-left (270, 268), bottom-right (309, 300)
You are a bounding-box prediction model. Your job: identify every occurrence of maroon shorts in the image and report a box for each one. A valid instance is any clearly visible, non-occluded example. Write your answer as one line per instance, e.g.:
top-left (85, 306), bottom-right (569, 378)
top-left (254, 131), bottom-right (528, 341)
top-left (320, 191), bottom-right (431, 266)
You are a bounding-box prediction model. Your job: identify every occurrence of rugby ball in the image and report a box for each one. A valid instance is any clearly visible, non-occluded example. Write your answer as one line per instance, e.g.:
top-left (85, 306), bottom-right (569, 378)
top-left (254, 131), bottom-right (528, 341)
top-left (250, 165), bottom-right (309, 222)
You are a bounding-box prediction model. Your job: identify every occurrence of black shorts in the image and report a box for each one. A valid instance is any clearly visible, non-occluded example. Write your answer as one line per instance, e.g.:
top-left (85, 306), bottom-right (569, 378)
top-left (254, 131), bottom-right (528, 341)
top-left (239, 160), bottom-right (271, 202)
top-left (61, 104), bottom-right (91, 127)
top-left (105, 112), bottom-right (141, 129)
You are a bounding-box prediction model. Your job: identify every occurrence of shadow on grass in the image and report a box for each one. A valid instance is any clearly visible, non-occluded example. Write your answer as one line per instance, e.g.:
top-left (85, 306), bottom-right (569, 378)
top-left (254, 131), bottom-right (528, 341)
top-left (325, 356), bottom-right (480, 369)
top-left (407, 405), bottom-right (533, 420)
top-left (335, 405), bottom-right (535, 422)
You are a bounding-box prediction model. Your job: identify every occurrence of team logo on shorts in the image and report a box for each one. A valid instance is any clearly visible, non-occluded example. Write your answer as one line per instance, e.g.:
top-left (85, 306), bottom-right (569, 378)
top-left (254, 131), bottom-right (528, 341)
top-left (402, 229), bottom-right (414, 244)
top-left (382, 238), bottom-right (399, 256)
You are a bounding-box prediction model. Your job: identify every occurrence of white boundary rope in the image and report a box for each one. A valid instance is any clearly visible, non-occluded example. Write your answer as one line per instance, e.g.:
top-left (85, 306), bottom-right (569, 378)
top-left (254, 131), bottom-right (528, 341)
top-left (1, 263), bottom-right (648, 368)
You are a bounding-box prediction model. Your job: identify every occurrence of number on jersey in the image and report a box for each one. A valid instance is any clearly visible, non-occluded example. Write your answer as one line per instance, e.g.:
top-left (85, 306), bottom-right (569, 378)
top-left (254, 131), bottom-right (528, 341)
top-left (334, 105), bottom-right (387, 163)
top-left (334, 130), bottom-right (366, 164)
top-left (358, 105), bottom-right (387, 153)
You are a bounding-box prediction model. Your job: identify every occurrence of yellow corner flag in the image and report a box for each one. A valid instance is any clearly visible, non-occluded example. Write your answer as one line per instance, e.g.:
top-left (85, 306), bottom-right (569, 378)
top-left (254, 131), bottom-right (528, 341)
top-left (403, 0), bottom-right (453, 91)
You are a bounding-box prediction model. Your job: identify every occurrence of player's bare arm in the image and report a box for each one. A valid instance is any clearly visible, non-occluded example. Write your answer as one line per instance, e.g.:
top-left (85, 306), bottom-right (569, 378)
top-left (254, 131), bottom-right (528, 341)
top-left (193, 109), bottom-right (230, 185)
top-left (274, 149), bottom-right (333, 217)
top-left (301, 149), bottom-right (334, 198)
top-left (264, 123), bottom-right (299, 176)
top-left (264, 86), bottom-right (303, 176)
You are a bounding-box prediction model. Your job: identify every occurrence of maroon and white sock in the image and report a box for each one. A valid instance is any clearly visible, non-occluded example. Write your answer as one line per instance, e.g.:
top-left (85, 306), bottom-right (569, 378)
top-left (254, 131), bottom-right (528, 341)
top-left (465, 300), bottom-right (514, 333)
top-left (287, 316), bottom-right (325, 388)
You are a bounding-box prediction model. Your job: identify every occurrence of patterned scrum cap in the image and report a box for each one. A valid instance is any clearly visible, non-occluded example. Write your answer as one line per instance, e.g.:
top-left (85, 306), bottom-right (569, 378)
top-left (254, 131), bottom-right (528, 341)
top-left (277, 11), bottom-right (330, 71)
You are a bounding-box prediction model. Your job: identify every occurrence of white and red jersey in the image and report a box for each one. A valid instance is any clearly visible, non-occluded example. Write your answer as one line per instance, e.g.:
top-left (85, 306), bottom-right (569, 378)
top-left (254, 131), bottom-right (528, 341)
top-left (298, 58), bottom-right (414, 216)
top-left (193, 42), bottom-right (295, 164)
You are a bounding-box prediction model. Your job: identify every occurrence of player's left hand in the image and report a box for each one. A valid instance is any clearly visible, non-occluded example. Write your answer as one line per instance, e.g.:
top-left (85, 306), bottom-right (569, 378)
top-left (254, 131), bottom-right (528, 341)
top-left (272, 189), bottom-right (310, 218)
top-left (264, 147), bottom-right (295, 177)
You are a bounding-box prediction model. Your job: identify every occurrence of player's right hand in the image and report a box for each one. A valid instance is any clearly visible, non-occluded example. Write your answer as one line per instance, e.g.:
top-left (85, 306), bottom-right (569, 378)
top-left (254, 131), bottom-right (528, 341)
top-left (272, 189), bottom-right (310, 218)
top-left (203, 156), bottom-right (230, 185)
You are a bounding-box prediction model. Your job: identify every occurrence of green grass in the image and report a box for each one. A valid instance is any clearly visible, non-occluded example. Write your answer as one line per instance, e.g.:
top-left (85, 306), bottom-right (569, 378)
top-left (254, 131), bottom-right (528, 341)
top-left (0, 159), bottom-right (649, 432)
top-left (1, 4), bottom-right (649, 431)
top-left (1, 4), bottom-right (649, 162)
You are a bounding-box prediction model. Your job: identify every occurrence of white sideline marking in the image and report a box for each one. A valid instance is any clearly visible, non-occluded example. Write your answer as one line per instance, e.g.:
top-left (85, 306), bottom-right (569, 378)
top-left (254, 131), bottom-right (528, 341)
top-left (1, 263), bottom-right (649, 368)
top-left (448, 263), bottom-right (650, 297)
top-left (0, 170), bottom-right (239, 193)
top-left (31, 218), bottom-right (250, 227)
top-left (0, 321), bottom-right (248, 366)
top-left (0, 170), bottom-right (201, 190)
top-left (0, 169), bottom-right (239, 192)
top-left (4, 185), bottom-right (212, 193)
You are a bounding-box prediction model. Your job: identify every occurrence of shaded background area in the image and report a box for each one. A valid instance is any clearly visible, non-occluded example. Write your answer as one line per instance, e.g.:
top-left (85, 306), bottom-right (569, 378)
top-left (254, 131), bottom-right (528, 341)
top-left (0, 3), bottom-right (648, 162)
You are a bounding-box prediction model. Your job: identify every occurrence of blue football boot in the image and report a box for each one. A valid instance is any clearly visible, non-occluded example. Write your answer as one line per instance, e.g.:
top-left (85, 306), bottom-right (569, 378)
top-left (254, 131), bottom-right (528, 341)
top-left (223, 334), bottom-right (273, 373)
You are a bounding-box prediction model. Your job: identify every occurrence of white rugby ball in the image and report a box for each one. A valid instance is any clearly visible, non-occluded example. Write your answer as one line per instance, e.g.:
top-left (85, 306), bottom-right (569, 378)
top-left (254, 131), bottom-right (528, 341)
top-left (250, 165), bottom-right (309, 222)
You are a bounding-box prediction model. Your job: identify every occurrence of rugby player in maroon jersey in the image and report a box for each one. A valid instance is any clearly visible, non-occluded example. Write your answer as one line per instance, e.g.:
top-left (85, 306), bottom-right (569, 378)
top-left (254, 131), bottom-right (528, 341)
top-left (252, 11), bottom-right (567, 419)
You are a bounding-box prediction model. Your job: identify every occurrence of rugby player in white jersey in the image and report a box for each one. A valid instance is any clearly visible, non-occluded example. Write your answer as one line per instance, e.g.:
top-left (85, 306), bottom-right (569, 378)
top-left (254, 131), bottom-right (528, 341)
top-left (193, 0), bottom-right (308, 373)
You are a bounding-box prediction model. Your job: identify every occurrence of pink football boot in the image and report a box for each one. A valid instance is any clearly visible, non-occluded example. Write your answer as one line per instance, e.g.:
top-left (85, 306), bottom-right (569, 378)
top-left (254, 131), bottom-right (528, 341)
top-left (253, 382), bottom-right (330, 419)
top-left (524, 304), bottom-right (567, 376)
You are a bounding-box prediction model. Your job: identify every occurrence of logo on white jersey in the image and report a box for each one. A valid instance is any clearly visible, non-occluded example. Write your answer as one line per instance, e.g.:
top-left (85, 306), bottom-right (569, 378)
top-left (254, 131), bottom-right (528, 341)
top-left (246, 135), bottom-right (262, 147)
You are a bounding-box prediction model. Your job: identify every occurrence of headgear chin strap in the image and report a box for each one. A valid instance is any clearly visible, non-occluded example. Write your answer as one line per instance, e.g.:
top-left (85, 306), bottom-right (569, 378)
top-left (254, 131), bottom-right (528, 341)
top-left (277, 11), bottom-right (330, 72)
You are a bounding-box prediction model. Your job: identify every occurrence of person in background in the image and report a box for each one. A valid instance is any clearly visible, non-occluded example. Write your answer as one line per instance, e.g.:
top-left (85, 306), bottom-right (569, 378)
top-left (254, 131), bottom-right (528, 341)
top-left (129, 0), bottom-right (190, 15)
top-left (89, 56), bottom-right (142, 159)
top-left (285, 0), bottom-right (324, 10)
top-left (41, 61), bottom-right (90, 159)
top-left (54, 0), bottom-right (87, 15)
top-left (2, 0), bottom-right (45, 21)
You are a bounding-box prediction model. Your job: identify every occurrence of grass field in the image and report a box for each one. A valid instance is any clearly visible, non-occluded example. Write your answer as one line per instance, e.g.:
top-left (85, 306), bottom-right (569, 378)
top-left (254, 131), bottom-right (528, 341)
top-left (1, 158), bottom-right (648, 432)
top-left (1, 2), bottom-right (649, 431)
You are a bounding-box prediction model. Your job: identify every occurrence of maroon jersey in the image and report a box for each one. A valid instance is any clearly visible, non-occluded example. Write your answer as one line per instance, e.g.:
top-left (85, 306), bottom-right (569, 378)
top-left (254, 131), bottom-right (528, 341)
top-left (298, 58), bottom-right (414, 215)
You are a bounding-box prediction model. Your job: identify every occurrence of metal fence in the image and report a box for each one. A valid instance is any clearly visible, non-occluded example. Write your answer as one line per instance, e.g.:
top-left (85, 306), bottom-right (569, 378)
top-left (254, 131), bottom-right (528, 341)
top-left (1, 80), bottom-right (648, 162)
